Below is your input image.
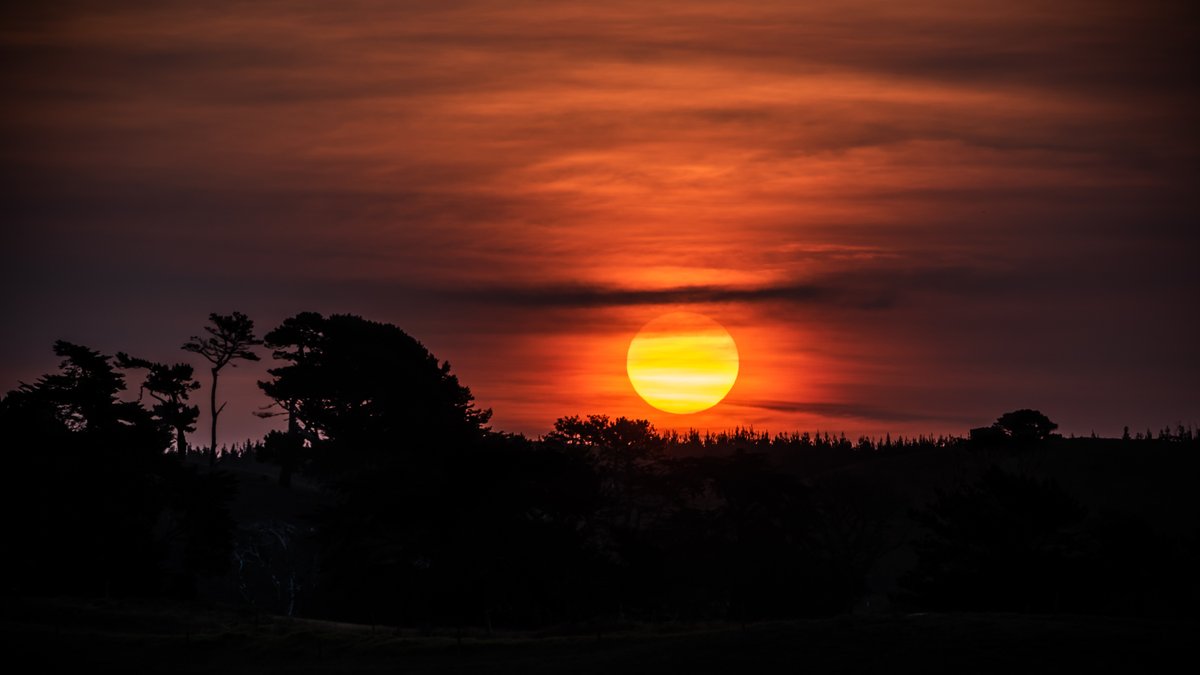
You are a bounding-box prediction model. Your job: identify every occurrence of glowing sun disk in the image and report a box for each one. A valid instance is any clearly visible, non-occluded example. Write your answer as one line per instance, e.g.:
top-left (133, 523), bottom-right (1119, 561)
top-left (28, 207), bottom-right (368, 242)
top-left (626, 312), bottom-right (739, 414)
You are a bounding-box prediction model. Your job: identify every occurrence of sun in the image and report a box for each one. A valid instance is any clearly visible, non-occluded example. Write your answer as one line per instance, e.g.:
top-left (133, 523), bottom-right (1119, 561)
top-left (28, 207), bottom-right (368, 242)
top-left (626, 312), bottom-right (739, 414)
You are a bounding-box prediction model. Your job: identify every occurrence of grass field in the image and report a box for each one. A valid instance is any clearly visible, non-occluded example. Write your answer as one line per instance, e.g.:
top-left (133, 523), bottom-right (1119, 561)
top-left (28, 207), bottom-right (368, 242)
top-left (4, 598), bottom-right (1193, 673)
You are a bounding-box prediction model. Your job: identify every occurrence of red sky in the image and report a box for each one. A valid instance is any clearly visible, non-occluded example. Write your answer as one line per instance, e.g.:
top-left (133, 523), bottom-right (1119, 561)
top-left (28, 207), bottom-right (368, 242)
top-left (2, 0), bottom-right (1197, 441)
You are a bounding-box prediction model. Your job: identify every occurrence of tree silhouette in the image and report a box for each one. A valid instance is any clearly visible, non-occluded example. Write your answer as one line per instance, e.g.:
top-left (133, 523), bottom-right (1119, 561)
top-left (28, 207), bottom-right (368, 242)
top-left (993, 409), bottom-right (1058, 443)
top-left (254, 312), bottom-right (324, 485)
top-left (257, 313), bottom-right (497, 621)
top-left (183, 312), bottom-right (261, 467)
top-left (116, 353), bottom-right (201, 454)
top-left (546, 415), bottom-right (668, 537)
top-left (0, 341), bottom-right (233, 596)
top-left (16, 340), bottom-right (138, 432)
top-left (258, 313), bottom-right (490, 479)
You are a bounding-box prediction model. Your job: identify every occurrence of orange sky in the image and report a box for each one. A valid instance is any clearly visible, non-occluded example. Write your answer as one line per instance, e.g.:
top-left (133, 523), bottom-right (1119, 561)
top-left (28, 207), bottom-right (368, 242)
top-left (2, 1), bottom-right (1197, 440)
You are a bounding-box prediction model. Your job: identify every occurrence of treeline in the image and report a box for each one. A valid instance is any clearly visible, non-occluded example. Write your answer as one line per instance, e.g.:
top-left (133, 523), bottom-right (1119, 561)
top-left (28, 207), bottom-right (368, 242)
top-left (2, 312), bottom-right (1197, 628)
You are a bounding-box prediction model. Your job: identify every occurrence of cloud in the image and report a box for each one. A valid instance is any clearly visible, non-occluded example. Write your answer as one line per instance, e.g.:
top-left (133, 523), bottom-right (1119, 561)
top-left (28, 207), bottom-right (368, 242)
top-left (731, 399), bottom-right (971, 425)
top-left (434, 261), bottom-right (1037, 311)
top-left (441, 281), bottom-right (883, 310)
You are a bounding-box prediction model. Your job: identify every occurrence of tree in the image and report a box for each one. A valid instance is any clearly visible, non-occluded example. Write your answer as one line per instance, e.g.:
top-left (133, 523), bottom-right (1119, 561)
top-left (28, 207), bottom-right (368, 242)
top-left (547, 415), bottom-right (663, 473)
top-left (13, 340), bottom-right (138, 433)
top-left (258, 429), bottom-right (307, 488)
top-left (546, 415), bottom-right (664, 528)
top-left (0, 341), bottom-right (232, 597)
top-left (183, 312), bottom-right (261, 466)
top-left (256, 313), bottom-right (500, 622)
top-left (258, 312), bottom-right (490, 480)
top-left (992, 409), bottom-right (1059, 444)
top-left (116, 353), bottom-right (201, 454)
top-left (253, 312), bottom-right (324, 486)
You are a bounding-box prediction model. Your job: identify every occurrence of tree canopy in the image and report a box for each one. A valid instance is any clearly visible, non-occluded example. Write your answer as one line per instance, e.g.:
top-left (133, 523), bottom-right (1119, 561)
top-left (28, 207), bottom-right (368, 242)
top-left (116, 353), bottom-right (201, 454)
top-left (258, 313), bottom-right (491, 481)
top-left (993, 409), bottom-right (1059, 443)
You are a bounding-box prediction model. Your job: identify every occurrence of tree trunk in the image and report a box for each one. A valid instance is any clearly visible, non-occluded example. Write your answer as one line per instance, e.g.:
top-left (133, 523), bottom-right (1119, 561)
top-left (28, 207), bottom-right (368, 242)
top-left (176, 425), bottom-right (188, 455)
top-left (280, 401), bottom-right (298, 487)
top-left (209, 366), bottom-right (219, 468)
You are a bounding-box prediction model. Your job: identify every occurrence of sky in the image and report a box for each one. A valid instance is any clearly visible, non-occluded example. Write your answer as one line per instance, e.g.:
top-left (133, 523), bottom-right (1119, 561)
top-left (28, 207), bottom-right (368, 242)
top-left (2, 0), bottom-right (1197, 442)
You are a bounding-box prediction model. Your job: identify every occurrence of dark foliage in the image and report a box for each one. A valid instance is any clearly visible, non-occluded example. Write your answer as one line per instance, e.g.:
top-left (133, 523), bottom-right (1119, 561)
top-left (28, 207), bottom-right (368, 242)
top-left (0, 342), bottom-right (234, 598)
top-left (901, 464), bottom-right (1199, 616)
top-left (116, 353), bottom-right (201, 454)
top-left (903, 467), bottom-right (1088, 612)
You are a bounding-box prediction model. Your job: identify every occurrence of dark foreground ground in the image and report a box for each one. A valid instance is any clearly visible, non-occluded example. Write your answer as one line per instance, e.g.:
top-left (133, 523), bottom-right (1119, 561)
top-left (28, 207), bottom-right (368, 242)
top-left (3, 599), bottom-right (1194, 674)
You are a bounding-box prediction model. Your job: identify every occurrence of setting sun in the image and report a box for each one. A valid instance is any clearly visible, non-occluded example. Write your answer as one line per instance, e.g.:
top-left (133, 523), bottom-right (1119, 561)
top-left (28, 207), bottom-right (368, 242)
top-left (626, 312), bottom-right (739, 414)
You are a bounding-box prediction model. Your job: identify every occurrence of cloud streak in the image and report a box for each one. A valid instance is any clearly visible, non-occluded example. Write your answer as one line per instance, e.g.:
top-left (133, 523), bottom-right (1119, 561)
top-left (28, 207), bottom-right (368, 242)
top-left (731, 399), bottom-right (969, 426)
